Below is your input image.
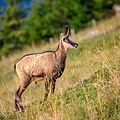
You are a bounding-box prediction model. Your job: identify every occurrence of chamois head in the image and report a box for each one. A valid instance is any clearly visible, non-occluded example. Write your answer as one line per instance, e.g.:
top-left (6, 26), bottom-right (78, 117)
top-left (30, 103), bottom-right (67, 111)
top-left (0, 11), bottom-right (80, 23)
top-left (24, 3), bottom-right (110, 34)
top-left (59, 25), bottom-right (78, 51)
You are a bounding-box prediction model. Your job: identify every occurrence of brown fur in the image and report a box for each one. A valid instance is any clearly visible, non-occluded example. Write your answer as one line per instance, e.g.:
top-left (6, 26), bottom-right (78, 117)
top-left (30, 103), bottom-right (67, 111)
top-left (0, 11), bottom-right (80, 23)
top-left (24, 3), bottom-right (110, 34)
top-left (14, 25), bottom-right (78, 112)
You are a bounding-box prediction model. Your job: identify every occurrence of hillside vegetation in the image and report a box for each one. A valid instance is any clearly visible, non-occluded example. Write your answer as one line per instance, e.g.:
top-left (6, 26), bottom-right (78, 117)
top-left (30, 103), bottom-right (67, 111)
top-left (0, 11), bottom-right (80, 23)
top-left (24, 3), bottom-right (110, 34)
top-left (0, 0), bottom-right (119, 57)
top-left (0, 16), bottom-right (120, 120)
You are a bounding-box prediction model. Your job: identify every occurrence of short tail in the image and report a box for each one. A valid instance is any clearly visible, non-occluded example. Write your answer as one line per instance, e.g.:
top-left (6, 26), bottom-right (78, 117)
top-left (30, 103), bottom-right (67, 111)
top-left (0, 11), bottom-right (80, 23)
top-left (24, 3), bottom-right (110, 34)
top-left (14, 64), bottom-right (16, 73)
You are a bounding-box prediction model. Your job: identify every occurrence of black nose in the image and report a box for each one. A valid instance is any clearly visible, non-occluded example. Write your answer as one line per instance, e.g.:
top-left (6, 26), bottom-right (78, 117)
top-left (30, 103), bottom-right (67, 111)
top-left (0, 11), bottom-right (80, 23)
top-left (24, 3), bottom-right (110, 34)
top-left (74, 43), bottom-right (78, 48)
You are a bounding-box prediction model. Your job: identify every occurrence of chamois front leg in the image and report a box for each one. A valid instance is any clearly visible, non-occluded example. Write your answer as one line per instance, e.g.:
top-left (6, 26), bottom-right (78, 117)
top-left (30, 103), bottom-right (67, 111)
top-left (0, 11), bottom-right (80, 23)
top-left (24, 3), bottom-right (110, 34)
top-left (44, 79), bottom-right (51, 101)
top-left (51, 78), bottom-right (56, 94)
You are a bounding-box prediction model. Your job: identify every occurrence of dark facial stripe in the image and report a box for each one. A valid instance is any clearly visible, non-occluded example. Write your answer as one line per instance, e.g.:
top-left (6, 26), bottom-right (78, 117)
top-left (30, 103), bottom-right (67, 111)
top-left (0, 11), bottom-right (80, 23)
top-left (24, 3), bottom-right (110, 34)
top-left (64, 38), bottom-right (78, 48)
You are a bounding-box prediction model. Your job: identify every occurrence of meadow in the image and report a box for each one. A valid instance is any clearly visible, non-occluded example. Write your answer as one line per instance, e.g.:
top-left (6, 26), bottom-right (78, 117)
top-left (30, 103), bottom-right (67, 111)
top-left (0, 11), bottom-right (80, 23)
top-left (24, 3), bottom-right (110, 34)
top-left (0, 16), bottom-right (120, 120)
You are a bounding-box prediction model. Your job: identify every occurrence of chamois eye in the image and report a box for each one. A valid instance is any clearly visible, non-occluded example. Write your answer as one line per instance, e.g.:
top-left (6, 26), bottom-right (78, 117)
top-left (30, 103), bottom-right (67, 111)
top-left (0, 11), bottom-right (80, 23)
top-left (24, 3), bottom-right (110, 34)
top-left (63, 38), bottom-right (66, 41)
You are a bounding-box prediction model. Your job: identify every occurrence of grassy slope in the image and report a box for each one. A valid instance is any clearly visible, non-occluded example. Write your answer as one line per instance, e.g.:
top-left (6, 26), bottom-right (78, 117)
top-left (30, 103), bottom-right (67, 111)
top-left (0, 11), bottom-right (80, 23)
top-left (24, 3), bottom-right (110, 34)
top-left (0, 16), bottom-right (120, 120)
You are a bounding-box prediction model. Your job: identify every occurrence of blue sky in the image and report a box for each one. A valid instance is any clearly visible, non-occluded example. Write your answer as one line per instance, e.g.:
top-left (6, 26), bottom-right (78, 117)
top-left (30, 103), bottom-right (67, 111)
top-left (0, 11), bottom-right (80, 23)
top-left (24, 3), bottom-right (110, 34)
top-left (0, 0), bottom-right (8, 8)
top-left (0, 0), bottom-right (31, 15)
top-left (0, 0), bottom-right (31, 8)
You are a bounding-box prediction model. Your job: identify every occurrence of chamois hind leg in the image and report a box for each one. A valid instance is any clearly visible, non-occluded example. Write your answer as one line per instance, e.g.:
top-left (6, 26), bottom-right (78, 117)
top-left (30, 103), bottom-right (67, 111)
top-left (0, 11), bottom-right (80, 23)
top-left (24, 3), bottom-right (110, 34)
top-left (15, 75), bottom-right (31, 112)
top-left (15, 86), bottom-right (20, 111)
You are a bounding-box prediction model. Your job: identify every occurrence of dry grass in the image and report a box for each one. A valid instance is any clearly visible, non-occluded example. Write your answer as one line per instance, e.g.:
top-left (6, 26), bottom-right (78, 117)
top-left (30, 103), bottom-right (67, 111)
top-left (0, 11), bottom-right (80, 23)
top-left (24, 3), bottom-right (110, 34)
top-left (0, 16), bottom-right (120, 120)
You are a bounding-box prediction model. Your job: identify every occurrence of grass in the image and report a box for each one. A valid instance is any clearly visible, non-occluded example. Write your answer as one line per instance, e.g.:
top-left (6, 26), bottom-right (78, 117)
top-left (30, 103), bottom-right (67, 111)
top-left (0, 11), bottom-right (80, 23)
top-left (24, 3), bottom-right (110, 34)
top-left (0, 16), bottom-right (120, 120)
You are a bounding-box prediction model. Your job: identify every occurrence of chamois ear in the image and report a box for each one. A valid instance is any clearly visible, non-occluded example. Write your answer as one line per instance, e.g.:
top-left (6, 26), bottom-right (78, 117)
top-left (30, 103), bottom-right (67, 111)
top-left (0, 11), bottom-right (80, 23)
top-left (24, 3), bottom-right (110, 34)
top-left (59, 32), bottom-right (64, 39)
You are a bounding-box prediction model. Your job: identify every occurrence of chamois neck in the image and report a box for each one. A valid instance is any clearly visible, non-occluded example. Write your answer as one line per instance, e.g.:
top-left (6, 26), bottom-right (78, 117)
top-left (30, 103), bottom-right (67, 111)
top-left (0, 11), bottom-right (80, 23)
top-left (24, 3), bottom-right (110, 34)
top-left (55, 41), bottom-right (67, 61)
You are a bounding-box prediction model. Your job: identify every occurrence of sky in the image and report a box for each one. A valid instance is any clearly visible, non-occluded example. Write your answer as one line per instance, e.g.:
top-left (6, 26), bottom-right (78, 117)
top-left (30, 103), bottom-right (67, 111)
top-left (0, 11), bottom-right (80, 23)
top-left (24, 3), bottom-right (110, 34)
top-left (0, 0), bottom-right (31, 8)
top-left (0, 0), bottom-right (32, 15)
top-left (0, 0), bottom-right (8, 8)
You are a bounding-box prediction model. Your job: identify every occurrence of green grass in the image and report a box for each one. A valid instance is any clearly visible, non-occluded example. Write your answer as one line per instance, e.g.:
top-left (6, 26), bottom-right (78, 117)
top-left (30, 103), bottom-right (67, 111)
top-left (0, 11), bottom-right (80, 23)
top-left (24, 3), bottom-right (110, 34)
top-left (0, 16), bottom-right (120, 120)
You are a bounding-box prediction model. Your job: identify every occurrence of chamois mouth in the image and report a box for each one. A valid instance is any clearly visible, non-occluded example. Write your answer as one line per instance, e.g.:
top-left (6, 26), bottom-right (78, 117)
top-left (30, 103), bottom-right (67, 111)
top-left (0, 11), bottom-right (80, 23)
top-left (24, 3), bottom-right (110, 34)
top-left (64, 38), bottom-right (78, 48)
top-left (73, 43), bottom-right (78, 48)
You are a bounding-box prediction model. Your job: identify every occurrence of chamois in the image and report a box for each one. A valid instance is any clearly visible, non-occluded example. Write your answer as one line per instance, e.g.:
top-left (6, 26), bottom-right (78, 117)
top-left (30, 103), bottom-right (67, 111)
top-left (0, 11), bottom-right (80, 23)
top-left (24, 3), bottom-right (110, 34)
top-left (14, 25), bottom-right (78, 111)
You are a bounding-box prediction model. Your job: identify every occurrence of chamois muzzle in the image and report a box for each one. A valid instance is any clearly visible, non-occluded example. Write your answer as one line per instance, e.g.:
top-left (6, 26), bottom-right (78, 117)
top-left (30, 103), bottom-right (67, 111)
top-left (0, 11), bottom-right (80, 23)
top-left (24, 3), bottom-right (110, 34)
top-left (64, 38), bottom-right (78, 48)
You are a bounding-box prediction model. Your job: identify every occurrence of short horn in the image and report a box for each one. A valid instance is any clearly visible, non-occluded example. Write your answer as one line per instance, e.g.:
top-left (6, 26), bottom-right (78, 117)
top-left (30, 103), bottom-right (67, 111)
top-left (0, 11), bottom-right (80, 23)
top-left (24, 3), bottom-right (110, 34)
top-left (65, 25), bottom-right (70, 37)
